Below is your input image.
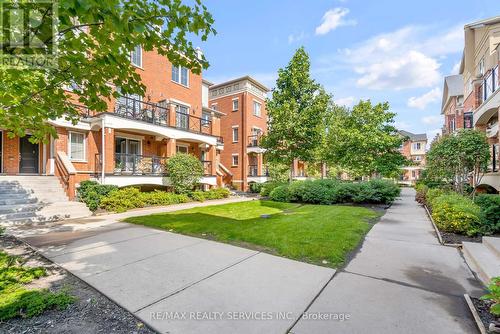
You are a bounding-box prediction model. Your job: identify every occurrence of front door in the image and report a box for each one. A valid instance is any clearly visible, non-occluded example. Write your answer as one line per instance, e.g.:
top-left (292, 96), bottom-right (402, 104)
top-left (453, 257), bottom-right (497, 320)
top-left (20, 136), bottom-right (39, 174)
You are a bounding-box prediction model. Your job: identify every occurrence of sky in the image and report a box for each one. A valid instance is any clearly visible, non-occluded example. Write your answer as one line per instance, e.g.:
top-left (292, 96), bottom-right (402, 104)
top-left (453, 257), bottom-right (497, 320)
top-left (198, 0), bottom-right (500, 142)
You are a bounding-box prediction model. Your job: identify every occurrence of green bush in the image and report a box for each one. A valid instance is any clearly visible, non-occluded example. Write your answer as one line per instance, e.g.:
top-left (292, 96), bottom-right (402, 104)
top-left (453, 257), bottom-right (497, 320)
top-left (269, 185), bottom-right (290, 202)
top-left (431, 194), bottom-right (481, 235)
top-left (203, 188), bottom-right (230, 200)
top-left (426, 188), bottom-right (451, 208)
top-left (260, 181), bottom-right (285, 197)
top-left (141, 190), bottom-right (190, 207)
top-left (475, 194), bottom-right (500, 235)
top-left (353, 179), bottom-right (400, 204)
top-left (77, 180), bottom-right (117, 211)
top-left (481, 276), bottom-right (500, 316)
top-left (415, 184), bottom-right (429, 204)
top-left (100, 187), bottom-right (146, 213)
top-left (166, 153), bottom-right (204, 194)
top-left (190, 190), bottom-right (206, 202)
top-left (288, 180), bottom-right (334, 204)
top-left (249, 182), bottom-right (264, 193)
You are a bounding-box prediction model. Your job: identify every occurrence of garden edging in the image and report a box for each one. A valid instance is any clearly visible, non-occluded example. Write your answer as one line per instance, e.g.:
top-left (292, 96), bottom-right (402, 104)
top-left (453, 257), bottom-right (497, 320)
top-left (422, 204), bottom-right (462, 247)
top-left (464, 293), bottom-right (488, 334)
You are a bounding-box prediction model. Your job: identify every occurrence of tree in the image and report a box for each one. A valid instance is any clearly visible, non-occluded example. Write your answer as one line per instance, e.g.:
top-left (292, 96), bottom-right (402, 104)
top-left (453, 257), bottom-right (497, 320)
top-left (166, 153), bottom-right (204, 194)
top-left (426, 129), bottom-right (490, 196)
top-left (261, 47), bottom-right (329, 180)
top-left (325, 100), bottom-right (406, 178)
top-left (0, 0), bottom-right (216, 142)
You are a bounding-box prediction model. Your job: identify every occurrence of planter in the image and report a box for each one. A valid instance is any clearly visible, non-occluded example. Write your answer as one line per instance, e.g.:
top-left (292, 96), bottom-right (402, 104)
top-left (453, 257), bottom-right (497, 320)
top-left (464, 293), bottom-right (500, 334)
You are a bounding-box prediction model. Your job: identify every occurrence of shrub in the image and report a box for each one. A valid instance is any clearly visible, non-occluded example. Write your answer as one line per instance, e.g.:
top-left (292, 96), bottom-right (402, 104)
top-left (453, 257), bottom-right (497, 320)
top-left (260, 181), bottom-right (285, 197)
top-left (431, 194), bottom-right (481, 235)
top-left (191, 190), bottom-right (206, 202)
top-left (288, 180), bottom-right (334, 204)
top-left (77, 180), bottom-right (117, 211)
top-left (481, 276), bottom-right (500, 316)
top-left (203, 188), bottom-right (230, 200)
top-left (474, 194), bottom-right (500, 235)
top-left (426, 188), bottom-right (450, 208)
top-left (142, 190), bottom-right (190, 207)
top-left (353, 179), bottom-right (400, 204)
top-left (166, 153), bottom-right (204, 194)
top-left (249, 182), bottom-right (264, 193)
top-left (269, 185), bottom-right (290, 202)
top-left (100, 187), bottom-right (145, 212)
top-left (415, 184), bottom-right (429, 205)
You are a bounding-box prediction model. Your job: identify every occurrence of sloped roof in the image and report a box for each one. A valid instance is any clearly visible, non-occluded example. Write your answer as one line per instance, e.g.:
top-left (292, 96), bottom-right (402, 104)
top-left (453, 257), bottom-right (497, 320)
top-left (398, 130), bottom-right (427, 142)
top-left (441, 74), bottom-right (463, 113)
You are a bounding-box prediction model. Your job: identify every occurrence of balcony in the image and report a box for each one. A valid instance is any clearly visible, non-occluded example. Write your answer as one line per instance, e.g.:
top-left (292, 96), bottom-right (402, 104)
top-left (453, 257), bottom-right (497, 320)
top-left (475, 66), bottom-right (500, 126)
top-left (112, 96), bottom-right (213, 136)
top-left (201, 160), bottom-right (212, 176)
top-left (486, 121), bottom-right (499, 138)
top-left (247, 134), bottom-right (266, 154)
top-left (247, 164), bottom-right (269, 183)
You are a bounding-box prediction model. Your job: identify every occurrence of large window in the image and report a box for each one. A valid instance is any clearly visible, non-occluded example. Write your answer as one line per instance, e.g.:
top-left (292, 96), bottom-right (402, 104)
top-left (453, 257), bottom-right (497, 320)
top-left (130, 45), bottom-right (142, 67)
top-left (253, 101), bottom-right (261, 117)
top-left (464, 112), bottom-right (473, 129)
top-left (232, 98), bottom-right (239, 111)
top-left (232, 127), bottom-right (239, 142)
top-left (413, 142), bottom-right (421, 150)
top-left (175, 105), bottom-right (189, 129)
top-left (202, 112), bottom-right (211, 127)
top-left (172, 65), bottom-right (189, 86)
top-left (231, 154), bottom-right (239, 166)
top-left (69, 132), bottom-right (85, 161)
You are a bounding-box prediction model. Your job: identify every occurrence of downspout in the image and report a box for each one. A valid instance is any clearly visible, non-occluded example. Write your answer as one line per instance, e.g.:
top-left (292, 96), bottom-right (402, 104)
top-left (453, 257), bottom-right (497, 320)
top-left (101, 118), bottom-right (106, 184)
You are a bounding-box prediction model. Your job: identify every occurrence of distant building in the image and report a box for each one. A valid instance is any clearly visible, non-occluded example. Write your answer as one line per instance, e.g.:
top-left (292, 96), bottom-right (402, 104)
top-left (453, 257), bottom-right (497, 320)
top-left (398, 130), bottom-right (427, 185)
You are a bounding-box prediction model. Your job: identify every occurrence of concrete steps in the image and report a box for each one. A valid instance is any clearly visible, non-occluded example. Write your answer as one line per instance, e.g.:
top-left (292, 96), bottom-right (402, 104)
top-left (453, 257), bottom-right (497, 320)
top-left (463, 236), bottom-right (500, 285)
top-left (0, 176), bottom-right (91, 225)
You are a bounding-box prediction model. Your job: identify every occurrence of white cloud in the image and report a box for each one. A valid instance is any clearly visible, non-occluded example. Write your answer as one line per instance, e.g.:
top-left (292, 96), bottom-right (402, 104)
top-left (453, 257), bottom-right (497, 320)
top-left (335, 96), bottom-right (356, 107)
top-left (394, 121), bottom-right (410, 130)
top-left (328, 24), bottom-right (463, 90)
top-left (288, 32), bottom-right (307, 44)
top-left (427, 128), bottom-right (442, 147)
top-left (451, 60), bottom-right (461, 74)
top-left (421, 115), bottom-right (442, 125)
top-left (315, 8), bottom-right (356, 35)
top-left (408, 87), bottom-right (442, 109)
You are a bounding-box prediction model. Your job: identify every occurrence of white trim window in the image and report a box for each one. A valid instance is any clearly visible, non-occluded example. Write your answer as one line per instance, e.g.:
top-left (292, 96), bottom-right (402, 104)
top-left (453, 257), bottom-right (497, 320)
top-left (413, 142), bottom-right (421, 150)
top-left (130, 45), bottom-right (142, 67)
top-left (172, 65), bottom-right (189, 86)
top-left (231, 154), bottom-right (239, 166)
top-left (202, 112), bottom-right (211, 127)
top-left (232, 98), bottom-right (239, 111)
top-left (253, 100), bottom-right (261, 117)
top-left (176, 145), bottom-right (189, 154)
top-left (68, 132), bottom-right (86, 161)
top-left (232, 126), bottom-right (239, 142)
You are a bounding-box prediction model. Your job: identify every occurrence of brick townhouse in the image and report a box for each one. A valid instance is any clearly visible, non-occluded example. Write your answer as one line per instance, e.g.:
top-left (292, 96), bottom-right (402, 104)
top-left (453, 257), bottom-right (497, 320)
top-left (398, 130), bottom-right (427, 185)
top-left (441, 74), bottom-right (472, 134)
top-left (452, 16), bottom-right (500, 193)
top-left (0, 46), bottom-right (225, 199)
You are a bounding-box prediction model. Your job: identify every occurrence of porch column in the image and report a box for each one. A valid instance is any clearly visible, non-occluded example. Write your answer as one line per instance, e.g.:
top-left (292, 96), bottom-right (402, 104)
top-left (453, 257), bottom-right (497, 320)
top-left (257, 153), bottom-right (263, 176)
top-left (208, 145), bottom-right (217, 176)
top-left (169, 104), bottom-right (177, 127)
top-left (293, 159), bottom-right (299, 177)
top-left (166, 138), bottom-right (176, 157)
top-left (103, 127), bottom-right (115, 174)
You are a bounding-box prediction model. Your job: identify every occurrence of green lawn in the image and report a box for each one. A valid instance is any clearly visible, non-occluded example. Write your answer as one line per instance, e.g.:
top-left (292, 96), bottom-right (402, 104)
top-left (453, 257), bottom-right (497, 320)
top-left (125, 200), bottom-right (381, 268)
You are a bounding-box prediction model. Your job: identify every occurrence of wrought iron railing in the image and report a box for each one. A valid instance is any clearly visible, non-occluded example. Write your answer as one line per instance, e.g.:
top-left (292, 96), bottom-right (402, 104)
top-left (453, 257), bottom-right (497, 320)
top-left (480, 65), bottom-right (499, 104)
top-left (248, 165), bottom-right (269, 177)
top-left (216, 136), bottom-right (224, 145)
top-left (114, 97), bottom-right (169, 126)
top-left (114, 153), bottom-right (167, 175)
top-left (247, 134), bottom-right (261, 147)
top-left (175, 110), bottom-right (212, 135)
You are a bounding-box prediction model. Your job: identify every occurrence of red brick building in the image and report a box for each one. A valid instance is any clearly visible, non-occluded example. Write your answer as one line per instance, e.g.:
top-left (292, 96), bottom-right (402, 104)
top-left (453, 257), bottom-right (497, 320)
top-left (441, 75), bottom-right (470, 134)
top-left (398, 130), bottom-right (427, 185)
top-left (208, 76), bottom-right (269, 191)
top-left (1, 47), bottom-right (224, 199)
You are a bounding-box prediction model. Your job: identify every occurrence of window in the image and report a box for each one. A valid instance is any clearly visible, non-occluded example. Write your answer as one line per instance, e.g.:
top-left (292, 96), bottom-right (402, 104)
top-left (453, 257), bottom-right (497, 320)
top-left (116, 92), bottom-right (142, 116)
top-left (479, 57), bottom-right (485, 76)
top-left (175, 105), bottom-right (189, 129)
top-left (172, 65), bottom-right (189, 86)
top-left (211, 103), bottom-right (217, 111)
top-left (253, 101), bottom-right (261, 117)
top-left (232, 98), bottom-right (239, 111)
top-left (464, 112), bottom-right (473, 129)
top-left (413, 156), bottom-right (422, 161)
top-left (176, 145), bottom-right (189, 154)
top-left (413, 142), bottom-right (421, 150)
top-left (69, 132), bottom-right (85, 161)
top-left (202, 112), bottom-right (211, 127)
top-left (130, 45), bottom-right (142, 67)
top-left (231, 154), bottom-right (239, 166)
top-left (232, 127), bottom-right (239, 142)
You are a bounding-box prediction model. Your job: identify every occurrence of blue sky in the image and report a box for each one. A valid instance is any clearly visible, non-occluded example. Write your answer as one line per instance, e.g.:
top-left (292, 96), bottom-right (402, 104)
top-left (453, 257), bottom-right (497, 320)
top-left (199, 0), bottom-right (500, 141)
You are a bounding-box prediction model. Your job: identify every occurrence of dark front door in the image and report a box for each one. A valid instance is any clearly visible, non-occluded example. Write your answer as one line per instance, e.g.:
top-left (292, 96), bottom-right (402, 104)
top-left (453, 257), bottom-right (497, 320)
top-left (19, 136), bottom-right (39, 174)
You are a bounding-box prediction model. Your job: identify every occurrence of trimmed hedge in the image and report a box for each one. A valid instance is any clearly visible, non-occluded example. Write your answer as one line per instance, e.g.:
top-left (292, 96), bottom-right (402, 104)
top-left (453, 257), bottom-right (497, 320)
top-left (260, 181), bottom-right (286, 197)
top-left (475, 194), bottom-right (500, 235)
top-left (77, 181), bottom-right (117, 211)
top-left (269, 179), bottom-right (400, 205)
top-left (98, 187), bottom-right (230, 213)
top-left (431, 194), bottom-right (481, 235)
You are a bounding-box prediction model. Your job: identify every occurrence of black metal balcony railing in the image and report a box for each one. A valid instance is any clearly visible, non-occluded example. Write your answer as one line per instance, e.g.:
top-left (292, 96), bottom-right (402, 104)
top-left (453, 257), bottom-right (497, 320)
top-left (247, 135), bottom-right (261, 147)
top-left (114, 153), bottom-right (167, 175)
top-left (113, 96), bottom-right (213, 136)
top-left (480, 65), bottom-right (499, 105)
top-left (201, 160), bottom-right (212, 176)
top-left (248, 165), bottom-right (269, 177)
top-left (216, 136), bottom-right (224, 145)
top-left (115, 97), bottom-right (169, 126)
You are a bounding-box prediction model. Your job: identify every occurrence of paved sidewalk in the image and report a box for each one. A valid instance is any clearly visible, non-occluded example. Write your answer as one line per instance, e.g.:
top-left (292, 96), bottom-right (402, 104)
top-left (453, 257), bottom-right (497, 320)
top-left (291, 188), bottom-right (483, 334)
top-left (18, 197), bottom-right (335, 334)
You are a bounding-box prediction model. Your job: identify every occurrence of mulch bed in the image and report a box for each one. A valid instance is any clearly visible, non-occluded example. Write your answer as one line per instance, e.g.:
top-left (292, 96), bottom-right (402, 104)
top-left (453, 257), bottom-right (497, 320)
top-left (471, 296), bottom-right (500, 333)
top-left (0, 233), bottom-right (157, 334)
top-left (440, 232), bottom-right (482, 244)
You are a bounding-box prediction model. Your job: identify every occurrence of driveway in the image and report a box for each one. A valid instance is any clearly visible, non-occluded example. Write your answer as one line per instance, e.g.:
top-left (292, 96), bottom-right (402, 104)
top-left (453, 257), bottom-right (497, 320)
top-left (18, 189), bottom-right (482, 334)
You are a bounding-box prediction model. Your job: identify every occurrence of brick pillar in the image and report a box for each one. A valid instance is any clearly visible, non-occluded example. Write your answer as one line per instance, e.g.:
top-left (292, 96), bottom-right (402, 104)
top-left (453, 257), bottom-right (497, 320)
top-left (211, 112), bottom-right (220, 137)
top-left (208, 145), bottom-right (217, 176)
top-left (169, 104), bottom-right (177, 127)
top-left (103, 127), bottom-right (115, 173)
top-left (257, 153), bottom-right (263, 176)
top-left (166, 138), bottom-right (176, 157)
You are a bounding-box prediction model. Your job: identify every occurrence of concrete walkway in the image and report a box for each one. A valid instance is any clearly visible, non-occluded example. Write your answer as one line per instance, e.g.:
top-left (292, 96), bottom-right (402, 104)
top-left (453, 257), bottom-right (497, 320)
top-left (291, 188), bottom-right (483, 334)
top-left (17, 197), bottom-right (335, 334)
